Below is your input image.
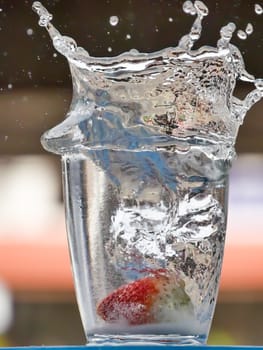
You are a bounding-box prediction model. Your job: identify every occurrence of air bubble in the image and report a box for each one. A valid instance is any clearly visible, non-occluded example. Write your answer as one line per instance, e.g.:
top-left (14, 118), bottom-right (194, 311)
top-left (255, 3), bottom-right (263, 15)
top-left (109, 16), bottom-right (119, 26)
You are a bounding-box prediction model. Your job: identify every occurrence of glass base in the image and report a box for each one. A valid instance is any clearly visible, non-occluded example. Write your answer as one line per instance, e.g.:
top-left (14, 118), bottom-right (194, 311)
top-left (87, 334), bottom-right (206, 345)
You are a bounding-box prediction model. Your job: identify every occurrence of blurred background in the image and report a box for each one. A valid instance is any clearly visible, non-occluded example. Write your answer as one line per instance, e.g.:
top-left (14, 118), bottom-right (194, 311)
top-left (0, 0), bottom-right (262, 346)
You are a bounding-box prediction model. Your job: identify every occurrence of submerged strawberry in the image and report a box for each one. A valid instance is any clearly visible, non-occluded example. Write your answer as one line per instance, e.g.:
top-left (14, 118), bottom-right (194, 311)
top-left (97, 271), bottom-right (191, 325)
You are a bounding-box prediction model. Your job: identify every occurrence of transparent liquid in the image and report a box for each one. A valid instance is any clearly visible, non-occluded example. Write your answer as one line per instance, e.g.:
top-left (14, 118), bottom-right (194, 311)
top-left (63, 142), bottom-right (228, 344)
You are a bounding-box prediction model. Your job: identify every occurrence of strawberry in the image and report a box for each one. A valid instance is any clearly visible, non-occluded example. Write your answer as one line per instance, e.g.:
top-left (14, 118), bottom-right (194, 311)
top-left (97, 271), bottom-right (191, 325)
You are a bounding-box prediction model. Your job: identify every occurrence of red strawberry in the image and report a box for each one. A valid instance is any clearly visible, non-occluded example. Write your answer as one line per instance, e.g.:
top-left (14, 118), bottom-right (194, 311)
top-left (97, 271), bottom-right (191, 325)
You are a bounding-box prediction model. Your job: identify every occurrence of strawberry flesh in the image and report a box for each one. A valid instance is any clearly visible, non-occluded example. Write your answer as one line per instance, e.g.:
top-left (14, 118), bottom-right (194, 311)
top-left (97, 270), bottom-right (192, 326)
top-left (97, 276), bottom-right (163, 325)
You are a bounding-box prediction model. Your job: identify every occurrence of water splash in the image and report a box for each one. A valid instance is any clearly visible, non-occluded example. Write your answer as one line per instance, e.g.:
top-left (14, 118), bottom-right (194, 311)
top-left (217, 22), bottom-right (236, 49)
top-left (179, 1), bottom-right (209, 50)
top-left (32, 1), bottom-right (52, 27)
top-left (32, 1), bottom-right (262, 156)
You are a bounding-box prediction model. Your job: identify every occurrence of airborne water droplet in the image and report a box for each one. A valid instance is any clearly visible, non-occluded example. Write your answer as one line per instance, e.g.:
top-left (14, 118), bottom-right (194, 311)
top-left (237, 29), bottom-right (247, 40)
top-left (245, 23), bottom-right (253, 35)
top-left (168, 17), bottom-right (173, 22)
top-left (107, 46), bottom-right (112, 52)
top-left (109, 16), bottom-right (119, 26)
top-left (255, 3), bottom-right (263, 14)
top-left (26, 28), bottom-right (34, 36)
top-left (126, 34), bottom-right (131, 40)
top-left (183, 1), bottom-right (197, 15)
top-left (194, 1), bottom-right (209, 16)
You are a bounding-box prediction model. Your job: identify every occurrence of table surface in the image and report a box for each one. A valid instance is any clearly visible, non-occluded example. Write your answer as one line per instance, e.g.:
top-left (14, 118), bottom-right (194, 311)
top-left (1, 346), bottom-right (263, 350)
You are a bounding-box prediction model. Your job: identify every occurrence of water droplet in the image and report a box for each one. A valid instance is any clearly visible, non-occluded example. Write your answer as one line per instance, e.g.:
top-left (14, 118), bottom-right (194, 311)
top-left (168, 17), bottom-right (173, 22)
top-left (4, 136), bottom-right (8, 142)
top-left (107, 46), bottom-right (112, 52)
top-left (129, 48), bottom-right (139, 54)
top-left (53, 52), bottom-right (57, 57)
top-left (0, 8), bottom-right (3, 12)
top-left (183, 1), bottom-right (197, 15)
top-left (194, 1), bottom-right (209, 16)
top-left (126, 34), bottom-right (131, 40)
top-left (37, 55), bottom-right (41, 61)
top-left (109, 16), bottom-right (119, 26)
top-left (245, 23), bottom-right (253, 35)
top-left (237, 29), bottom-right (247, 40)
top-left (7, 84), bottom-right (13, 89)
top-left (26, 28), bottom-right (34, 36)
top-left (255, 3), bottom-right (263, 14)
top-left (28, 71), bottom-right (32, 79)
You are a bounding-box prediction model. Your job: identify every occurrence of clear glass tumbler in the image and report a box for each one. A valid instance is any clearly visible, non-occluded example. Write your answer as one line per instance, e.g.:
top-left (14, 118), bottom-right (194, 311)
top-left (59, 147), bottom-right (229, 345)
